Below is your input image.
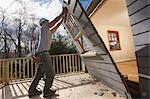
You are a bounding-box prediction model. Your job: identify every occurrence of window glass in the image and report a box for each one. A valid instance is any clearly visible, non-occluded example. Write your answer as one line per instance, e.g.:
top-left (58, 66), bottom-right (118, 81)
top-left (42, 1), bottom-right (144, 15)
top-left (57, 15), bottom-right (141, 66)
top-left (108, 31), bottom-right (121, 51)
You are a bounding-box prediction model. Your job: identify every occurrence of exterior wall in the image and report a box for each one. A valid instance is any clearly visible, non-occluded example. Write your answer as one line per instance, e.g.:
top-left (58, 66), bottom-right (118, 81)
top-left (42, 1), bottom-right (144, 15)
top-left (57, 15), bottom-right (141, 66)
top-left (126, 0), bottom-right (150, 98)
top-left (90, 0), bottom-right (136, 62)
top-left (94, 25), bottom-right (135, 62)
top-left (64, 1), bottom-right (132, 98)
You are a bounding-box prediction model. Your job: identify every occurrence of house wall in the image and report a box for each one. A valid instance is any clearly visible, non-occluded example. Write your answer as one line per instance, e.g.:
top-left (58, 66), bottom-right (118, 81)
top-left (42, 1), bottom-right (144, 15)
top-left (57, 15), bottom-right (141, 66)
top-left (64, 1), bottom-right (132, 97)
top-left (90, 0), bottom-right (136, 62)
top-left (126, 0), bottom-right (150, 98)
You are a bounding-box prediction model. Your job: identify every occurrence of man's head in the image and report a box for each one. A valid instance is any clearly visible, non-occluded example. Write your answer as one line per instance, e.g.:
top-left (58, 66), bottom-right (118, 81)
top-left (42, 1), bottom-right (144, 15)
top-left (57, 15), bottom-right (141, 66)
top-left (39, 18), bottom-right (49, 26)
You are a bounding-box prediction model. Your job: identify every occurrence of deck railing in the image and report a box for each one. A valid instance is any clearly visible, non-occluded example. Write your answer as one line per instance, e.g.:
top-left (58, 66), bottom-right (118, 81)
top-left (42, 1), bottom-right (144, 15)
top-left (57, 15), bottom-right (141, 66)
top-left (0, 54), bottom-right (85, 86)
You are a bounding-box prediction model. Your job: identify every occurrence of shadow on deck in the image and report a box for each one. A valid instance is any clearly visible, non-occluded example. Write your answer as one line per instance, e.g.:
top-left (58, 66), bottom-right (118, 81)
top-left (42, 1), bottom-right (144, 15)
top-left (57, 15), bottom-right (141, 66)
top-left (0, 73), bottom-right (125, 99)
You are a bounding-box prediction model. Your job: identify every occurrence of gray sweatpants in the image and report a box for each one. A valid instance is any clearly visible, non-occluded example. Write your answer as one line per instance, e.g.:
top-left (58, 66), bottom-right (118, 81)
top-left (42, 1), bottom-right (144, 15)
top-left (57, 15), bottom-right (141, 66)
top-left (28, 54), bottom-right (54, 93)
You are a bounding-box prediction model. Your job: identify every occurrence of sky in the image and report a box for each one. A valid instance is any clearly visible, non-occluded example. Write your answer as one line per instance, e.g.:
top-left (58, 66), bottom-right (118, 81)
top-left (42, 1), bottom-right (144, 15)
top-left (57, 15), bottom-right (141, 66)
top-left (0, 0), bottom-right (63, 21)
top-left (80, 0), bottom-right (92, 10)
top-left (0, 0), bottom-right (90, 27)
top-left (0, 0), bottom-right (66, 31)
top-left (0, 0), bottom-right (67, 49)
top-left (0, 0), bottom-right (91, 37)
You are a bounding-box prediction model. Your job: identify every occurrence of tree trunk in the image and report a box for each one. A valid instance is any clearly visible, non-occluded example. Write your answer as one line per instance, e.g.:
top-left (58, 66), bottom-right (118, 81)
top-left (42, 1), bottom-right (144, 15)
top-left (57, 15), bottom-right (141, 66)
top-left (4, 34), bottom-right (8, 58)
top-left (17, 22), bottom-right (22, 57)
top-left (18, 36), bottom-right (22, 57)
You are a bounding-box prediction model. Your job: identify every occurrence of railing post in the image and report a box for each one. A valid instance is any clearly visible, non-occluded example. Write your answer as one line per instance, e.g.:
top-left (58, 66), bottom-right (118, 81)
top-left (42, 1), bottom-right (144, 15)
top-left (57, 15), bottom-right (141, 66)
top-left (81, 61), bottom-right (85, 72)
top-left (3, 60), bottom-right (9, 84)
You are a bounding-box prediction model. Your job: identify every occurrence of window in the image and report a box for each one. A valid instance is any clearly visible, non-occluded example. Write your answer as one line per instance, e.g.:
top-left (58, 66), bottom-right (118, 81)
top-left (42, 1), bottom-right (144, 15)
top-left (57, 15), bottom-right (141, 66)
top-left (78, 35), bottom-right (93, 52)
top-left (108, 30), bottom-right (121, 51)
top-left (67, 15), bottom-right (93, 54)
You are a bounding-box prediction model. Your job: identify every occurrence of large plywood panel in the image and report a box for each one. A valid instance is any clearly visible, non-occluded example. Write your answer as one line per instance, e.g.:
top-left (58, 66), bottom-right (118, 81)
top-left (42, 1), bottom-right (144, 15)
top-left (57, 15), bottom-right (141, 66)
top-left (86, 66), bottom-right (126, 90)
top-left (86, 66), bottom-right (128, 97)
top-left (63, 0), bottom-right (131, 98)
top-left (82, 55), bottom-right (112, 63)
top-left (74, 3), bottom-right (82, 18)
top-left (84, 61), bottom-right (117, 73)
top-left (86, 64), bottom-right (123, 82)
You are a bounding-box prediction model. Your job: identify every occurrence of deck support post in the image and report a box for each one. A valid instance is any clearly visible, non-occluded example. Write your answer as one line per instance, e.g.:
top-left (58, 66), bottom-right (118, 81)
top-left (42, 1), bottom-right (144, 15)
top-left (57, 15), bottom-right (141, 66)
top-left (81, 61), bottom-right (85, 72)
top-left (3, 60), bottom-right (9, 85)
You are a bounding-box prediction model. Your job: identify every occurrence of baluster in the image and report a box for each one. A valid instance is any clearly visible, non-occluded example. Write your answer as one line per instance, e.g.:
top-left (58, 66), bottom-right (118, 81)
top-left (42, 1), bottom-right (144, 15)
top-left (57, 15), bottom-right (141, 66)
top-left (56, 56), bottom-right (59, 74)
top-left (19, 59), bottom-right (22, 79)
top-left (52, 56), bottom-right (55, 74)
top-left (2, 60), bottom-right (5, 82)
top-left (63, 56), bottom-right (65, 74)
top-left (78, 55), bottom-right (81, 72)
top-left (31, 58), bottom-right (33, 78)
top-left (72, 55), bottom-right (75, 73)
top-left (0, 60), bottom-right (1, 83)
top-left (15, 60), bottom-right (17, 80)
top-left (75, 54), bottom-right (78, 72)
top-left (7, 61), bottom-right (9, 82)
top-left (59, 56), bottom-right (62, 74)
top-left (27, 58), bottom-right (29, 78)
top-left (66, 55), bottom-right (69, 73)
top-left (69, 55), bottom-right (72, 73)
top-left (10, 60), bottom-right (13, 81)
top-left (23, 59), bottom-right (25, 79)
top-left (2, 60), bottom-right (9, 83)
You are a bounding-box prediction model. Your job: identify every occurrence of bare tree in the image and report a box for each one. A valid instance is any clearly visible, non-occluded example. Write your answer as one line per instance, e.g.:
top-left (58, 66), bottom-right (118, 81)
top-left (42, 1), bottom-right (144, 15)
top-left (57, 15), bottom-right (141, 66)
top-left (22, 23), bottom-right (40, 54)
top-left (0, 0), bottom-right (40, 58)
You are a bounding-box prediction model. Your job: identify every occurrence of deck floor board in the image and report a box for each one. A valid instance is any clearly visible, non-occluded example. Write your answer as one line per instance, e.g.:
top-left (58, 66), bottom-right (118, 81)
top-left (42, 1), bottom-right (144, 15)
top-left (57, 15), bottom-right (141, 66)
top-left (1, 73), bottom-right (125, 99)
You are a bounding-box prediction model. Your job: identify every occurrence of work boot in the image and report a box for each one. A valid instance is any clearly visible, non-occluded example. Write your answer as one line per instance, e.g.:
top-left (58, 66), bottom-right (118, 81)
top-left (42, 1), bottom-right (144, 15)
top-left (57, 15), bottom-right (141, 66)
top-left (28, 89), bottom-right (42, 97)
top-left (43, 89), bottom-right (56, 98)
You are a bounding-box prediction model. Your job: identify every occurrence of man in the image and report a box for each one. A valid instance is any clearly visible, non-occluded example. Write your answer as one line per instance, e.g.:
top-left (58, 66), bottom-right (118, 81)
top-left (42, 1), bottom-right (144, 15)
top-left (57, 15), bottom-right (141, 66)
top-left (28, 7), bottom-right (68, 98)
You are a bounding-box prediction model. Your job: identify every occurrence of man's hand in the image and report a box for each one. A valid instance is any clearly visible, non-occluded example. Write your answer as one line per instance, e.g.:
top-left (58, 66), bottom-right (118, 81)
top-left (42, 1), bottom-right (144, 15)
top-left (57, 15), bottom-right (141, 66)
top-left (63, 7), bottom-right (68, 22)
top-left (63, 7), bottom-right (68, 15)
top-left (32, 55), bottom-right (41, 62)
top-left (63, 14), bottom-right (67, 23)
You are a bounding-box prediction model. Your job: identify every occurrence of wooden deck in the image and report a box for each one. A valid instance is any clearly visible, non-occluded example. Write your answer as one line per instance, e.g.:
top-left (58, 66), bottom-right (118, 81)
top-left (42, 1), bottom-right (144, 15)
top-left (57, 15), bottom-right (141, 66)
top-left (0, 73), bottom-right (125, 99)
